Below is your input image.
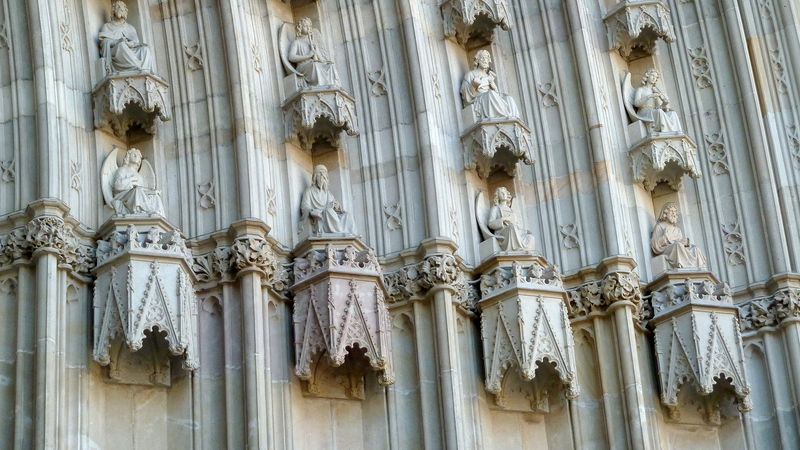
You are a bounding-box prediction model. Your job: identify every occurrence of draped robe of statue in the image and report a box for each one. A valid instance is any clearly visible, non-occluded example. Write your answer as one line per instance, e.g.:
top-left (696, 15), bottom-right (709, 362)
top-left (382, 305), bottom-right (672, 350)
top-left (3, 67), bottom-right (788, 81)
top-left (633, 85), bottom-right (682, 133)
top-left (99, 20), bottom-right (154, 74)
top-left (301, 184), bottom-right (355, 235)
top-left (461, 69), bottom-right (520, 120)
top-left (288, 34), bottom-right (339, 87)
top-left (487, 203), bottom-right (533, 252)
top-left (650, 221), bottom-right (707, 269)
top-left (112, 165), bottom-right (164, 215)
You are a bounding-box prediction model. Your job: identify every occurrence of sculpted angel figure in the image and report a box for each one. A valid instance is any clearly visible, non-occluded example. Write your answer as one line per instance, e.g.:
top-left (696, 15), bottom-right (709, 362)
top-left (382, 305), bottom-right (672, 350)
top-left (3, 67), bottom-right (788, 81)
top-left (651, 202), bottom-right (707, 269)
top-left (282, 17), bottom-right (339, 87)
top-left (99, 1), bottom-right (154, 75)
top-left (623, 68), bottom-right (682, 134)
top-left (101, 148), bottom-right (165, 216)
top-left (477, 187), bottom-right (534, 252)
top-left (461, 50), bottom-right (520, 120)
top-left (301, 165), bottom-right (356, 235)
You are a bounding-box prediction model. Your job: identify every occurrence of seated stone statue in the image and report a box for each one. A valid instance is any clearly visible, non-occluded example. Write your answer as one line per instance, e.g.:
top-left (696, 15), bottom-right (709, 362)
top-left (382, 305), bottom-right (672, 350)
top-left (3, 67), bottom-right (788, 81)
top-left (101, 148), bottom-right (164, 216)
top-left (301, 165), bottom-right (356, 235)
top-left (461, 50), bottom-right (520, 120)
top-left (99, 1), bottom-right (154, 75)
top-left (486, 187), bottom-right (534, 252)
top-left (286, 17), bottom-right (339, 87)
top-left (630, 68), bottom-right (682, 133)
top-left (651, 202), bottom-right (707, 270)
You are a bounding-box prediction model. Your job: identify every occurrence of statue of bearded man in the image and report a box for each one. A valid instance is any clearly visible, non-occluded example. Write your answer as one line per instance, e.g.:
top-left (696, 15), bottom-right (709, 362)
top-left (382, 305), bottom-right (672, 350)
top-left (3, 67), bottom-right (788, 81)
top-left (300, 165), bottom-right (356, 235)
top-left (460, 50), bottom-right (520, 120)
top-left (651, 202), bottom-right (707, 270)
top-left (287, 17), bottom-right (339, 87)
top-left (99, 1), bottom-right (155, 75)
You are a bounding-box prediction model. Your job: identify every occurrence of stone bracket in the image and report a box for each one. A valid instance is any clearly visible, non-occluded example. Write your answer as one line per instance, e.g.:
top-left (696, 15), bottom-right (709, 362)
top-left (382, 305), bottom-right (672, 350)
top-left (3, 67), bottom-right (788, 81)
top-left (283, 83), bottom-right (359, 150)
top-left (441, 0), bottom-right (511, 48)
top-left (604, 0), bottom-right (676, 60)
top-left (630, 133), bottom-right (700, 191)
top-left (462, 118), bottom-right (534, 179)
top-left (93, 72), bottom-right (172, 137)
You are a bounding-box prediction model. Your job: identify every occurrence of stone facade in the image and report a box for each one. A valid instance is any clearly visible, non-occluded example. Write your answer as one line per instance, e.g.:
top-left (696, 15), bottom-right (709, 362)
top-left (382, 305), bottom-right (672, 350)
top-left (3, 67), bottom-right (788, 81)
top-left (0, 1), bottom-right (798, 449)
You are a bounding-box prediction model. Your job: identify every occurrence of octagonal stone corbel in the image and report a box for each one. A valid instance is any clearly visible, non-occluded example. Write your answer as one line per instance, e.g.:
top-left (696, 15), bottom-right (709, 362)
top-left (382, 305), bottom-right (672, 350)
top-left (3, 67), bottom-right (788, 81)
top-left (630, 131), bottom-right (700, 191)
top-left (290, 236), bottom-right (393, 399)
top-left (477, 253), bottom-right (579, 412)
top-left (604, 0), bottom-right (676, 60)
top-left (648, 271), bottom-right (751, 424)
top-left (461, 108), bottom-right (534, 178)
top-left (441, 0), bottom-right (511, 48)
top-left (93, 72), bottom-right (172, 137)
top-left (282, 76), bottom-right (359, 150)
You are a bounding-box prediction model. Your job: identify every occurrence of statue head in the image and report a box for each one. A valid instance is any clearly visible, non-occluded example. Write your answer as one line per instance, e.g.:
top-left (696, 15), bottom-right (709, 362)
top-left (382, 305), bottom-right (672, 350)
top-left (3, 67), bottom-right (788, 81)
top-left (493, 187), bottom-right (512, 206)
top-left (658, 202), bottom-right (679, 225)
top-left (123, 148), bottom-right (143, 169)
top-left (474, 50), bottom-right (492, 70)
top-left (641, 68), bottom-right (660, 86)
top-left (312, 165), bottom-right (329, 190)
top-left (296, 17), bottom-right (313, 37)
top-left (111, 1), bottom-right (129, 21)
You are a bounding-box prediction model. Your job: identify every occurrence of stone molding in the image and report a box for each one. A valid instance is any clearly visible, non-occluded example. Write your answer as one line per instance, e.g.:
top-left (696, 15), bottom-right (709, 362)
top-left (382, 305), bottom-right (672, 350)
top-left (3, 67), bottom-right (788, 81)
top-left (604, 0), bottom-right (676, 59)
top-left (0, 215), bottom-right (95, 274)
top-left (441, 0), bottom-right (511, 48)
top-left (384, 253), bottom-right (479, 309)
top-left (739, 287), bottom-right (800, 332)
top-left (283, 83), bottom-right (359, 150)
top-left (630, 133), bottom-right (700, 191)
top-left (567, 271), bottom-right (643, 320)
top-left (93, 72), bottom-right (172, 137)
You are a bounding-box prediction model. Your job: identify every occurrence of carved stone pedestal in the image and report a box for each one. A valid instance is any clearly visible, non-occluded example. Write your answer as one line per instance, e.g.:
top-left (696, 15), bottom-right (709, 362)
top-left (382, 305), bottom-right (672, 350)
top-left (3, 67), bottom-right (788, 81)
top-left (629, 131), bottom-right (700, 191)
top-left (441, 0), bottom-right (511, 48)
top-left (476, 253), bottom-right (578, 412)
top-left (604, 0), bottom-right (676, 59)
top-left (283, 76), bottom-right (359, 150)
top-left (290, 236), bottom-right (393, 399)
top-left (92, 216), bottom-right (198, 386)
top-left (461, 110), bottom-right (534, 178)
top-left (93, 72), bottom-right (172, 137)
top-left (648, 271), bottom-right (751, 424)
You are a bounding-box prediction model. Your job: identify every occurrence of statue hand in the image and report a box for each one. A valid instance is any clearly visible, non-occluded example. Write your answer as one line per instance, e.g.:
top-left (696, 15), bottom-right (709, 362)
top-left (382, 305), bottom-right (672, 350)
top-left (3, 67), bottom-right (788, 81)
top-left (310, 209), bottom-right (323, 220)
top-left (333, 201), bottom-right (344, 214)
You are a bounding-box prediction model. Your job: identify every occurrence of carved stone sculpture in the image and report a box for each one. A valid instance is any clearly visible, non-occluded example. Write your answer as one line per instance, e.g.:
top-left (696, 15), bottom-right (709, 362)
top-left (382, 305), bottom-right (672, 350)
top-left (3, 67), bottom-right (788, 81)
top-left (300, 165), bottom-right (356, 236)
top-left (290, 238), bottom-right (394, 399)
top-left (441, 0), bottom-right (511, 48)
top-left (622, 70), bottom-right (699, 191)
top-left (651, 203), bottom-right (707, 271)
top-left (604, 0), bottom-right (676, 60)
top-left (476, 254), bottom-right (578, 411)
top-left (279, 18), bottom-right (358, 149)
top-left (99, 1), bottom-right (154, 75)
top-left (93, 216), bottom-right (199, 386)
top-left (101, 148), bottom-right (165, 216)
top-left (476, 188), bottom-right (534, 258)
top-left (461, 51), bottom-right (533, 178)
top-left (93, 1), bottom-right (171, 137)
top-left (647, 272), bottom-right (751, 423)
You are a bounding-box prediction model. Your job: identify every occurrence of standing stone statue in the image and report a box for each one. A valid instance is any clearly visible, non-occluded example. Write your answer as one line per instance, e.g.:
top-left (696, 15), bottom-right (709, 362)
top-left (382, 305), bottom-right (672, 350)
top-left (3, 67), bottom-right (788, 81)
top-left (651, 202), bottom-right (707, 269)
top-left (284, 17), bottom-right (339, 87)
top-left (623, 68), bottom-right (682, 133)
top-left (101, 148), bottom-right (165, 216)
top-left (99, 1), bottom-right (155, 75)
top-left (301, 165), bottom-right (356, 235)
top-left (461, 50), bottom-right (520, 120)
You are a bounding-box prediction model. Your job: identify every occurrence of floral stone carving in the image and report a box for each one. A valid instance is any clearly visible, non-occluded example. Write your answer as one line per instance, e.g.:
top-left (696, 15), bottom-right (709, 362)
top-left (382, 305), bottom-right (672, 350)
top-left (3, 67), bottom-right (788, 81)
top-left (92, 216), bottom-right (198, 386)
top-left (278, 18), bottom-right (358, 150)
top-left (648, 271), bottom-right (751, 424)
top-left (441, 0), bottom-right (511, 48)
top-left (604, 0), bottom-right (676, 60)
top-left (477, 254), bottom-right (578, 412)
top-left (290, 237), bottom-right (394, 399)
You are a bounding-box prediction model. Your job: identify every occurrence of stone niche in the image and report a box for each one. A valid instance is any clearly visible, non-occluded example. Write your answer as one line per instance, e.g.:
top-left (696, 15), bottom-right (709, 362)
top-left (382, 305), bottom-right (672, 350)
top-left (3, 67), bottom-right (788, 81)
top-left (477, 253), bottom-right (579, 412)
top-left (461, 108), bottom-right (534, 179)
top-left (93, 72), bottom-right (172, 138)
top-left (92, 216), bottom-right (199, 386)
top-left (441, 0), bottom-right (511, 48)
top-left (648, 271), bottom-right (752, 424)
top-left (604, 0), bottom-right (676, 60)
top-left (629, 126), bottom-right (700, 191)
top-left (290, 236), bottom-right (394, 399)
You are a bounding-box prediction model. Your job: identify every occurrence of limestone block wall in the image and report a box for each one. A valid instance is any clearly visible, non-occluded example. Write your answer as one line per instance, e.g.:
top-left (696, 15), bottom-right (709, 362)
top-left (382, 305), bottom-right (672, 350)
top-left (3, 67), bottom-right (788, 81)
top-left (0, 0), bottom-right (798, 449)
